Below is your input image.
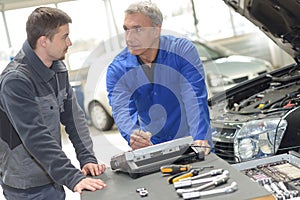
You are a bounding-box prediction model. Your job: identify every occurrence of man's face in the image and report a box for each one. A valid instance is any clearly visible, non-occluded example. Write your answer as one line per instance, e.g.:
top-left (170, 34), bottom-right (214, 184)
top-left (123, 13), bottom-right (160, 56)
top-left (46, 24), bottom-right (72, 61)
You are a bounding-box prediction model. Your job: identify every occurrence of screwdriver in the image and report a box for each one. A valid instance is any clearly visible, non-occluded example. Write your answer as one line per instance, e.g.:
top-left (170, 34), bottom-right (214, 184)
top-left (160, 164), bottom-right (191, 175)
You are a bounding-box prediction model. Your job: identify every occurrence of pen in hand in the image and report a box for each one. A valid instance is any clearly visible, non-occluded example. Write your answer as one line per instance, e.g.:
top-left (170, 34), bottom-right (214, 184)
top-left (139, 128), bottom-right (153, 145)
top-left (130, 129), bottom-right (153, 150)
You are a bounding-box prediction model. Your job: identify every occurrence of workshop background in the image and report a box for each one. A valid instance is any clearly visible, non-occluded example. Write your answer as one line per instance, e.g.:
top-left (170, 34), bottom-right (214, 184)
top-left (0, 0), bottom-right (295, 200)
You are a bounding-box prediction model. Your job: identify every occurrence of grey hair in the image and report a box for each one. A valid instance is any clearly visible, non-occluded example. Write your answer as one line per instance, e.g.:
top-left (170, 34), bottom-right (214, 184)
top-left (125, 1), bottom-right (163, 26)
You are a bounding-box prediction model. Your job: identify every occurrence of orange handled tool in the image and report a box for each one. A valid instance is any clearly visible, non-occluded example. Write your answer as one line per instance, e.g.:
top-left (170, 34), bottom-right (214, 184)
top-left (160, 164), bottom-right (191, 175)
top-left (167, 169), bottom-right (199, 184)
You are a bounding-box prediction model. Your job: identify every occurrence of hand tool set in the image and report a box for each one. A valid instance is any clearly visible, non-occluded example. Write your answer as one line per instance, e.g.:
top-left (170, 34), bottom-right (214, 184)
top-left (160, 164), bottom-right (238, 199)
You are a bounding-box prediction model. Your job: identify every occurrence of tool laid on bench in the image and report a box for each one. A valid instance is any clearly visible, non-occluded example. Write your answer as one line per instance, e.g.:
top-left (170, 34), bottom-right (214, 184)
top-left (168, 169), bottom-right (199, 184)
top-left (174, 169), bottom-right (228, 189)
top-left (176, 171), bottom-right (230, 196)
top-left (160, 164), bottom-right (214, 175)
top-left (178, 168), bottom-right (224, 182)
top-left (163, 165), bottom-right (215, 184)
top-left (181, 182), bottom-right (238, 200)
top-left (160, 164), bottom-right (192, 175)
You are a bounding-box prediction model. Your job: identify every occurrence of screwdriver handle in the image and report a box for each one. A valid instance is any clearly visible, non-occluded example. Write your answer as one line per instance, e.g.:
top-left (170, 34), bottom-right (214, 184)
top-left (160, 164), bottom-right (191, 175)
top-left (172, 171), bottom-right (194, 183)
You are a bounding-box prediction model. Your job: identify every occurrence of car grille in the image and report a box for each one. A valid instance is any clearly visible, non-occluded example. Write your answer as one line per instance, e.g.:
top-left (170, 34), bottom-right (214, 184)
top-left (214, 141), bottom-right (235, 164)
top-left (212, 126), bottom-right (238, 164)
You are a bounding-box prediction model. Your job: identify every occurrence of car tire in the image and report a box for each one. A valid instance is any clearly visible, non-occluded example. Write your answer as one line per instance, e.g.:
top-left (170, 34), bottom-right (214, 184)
top-left (89, 101), bottom-right (114, 131)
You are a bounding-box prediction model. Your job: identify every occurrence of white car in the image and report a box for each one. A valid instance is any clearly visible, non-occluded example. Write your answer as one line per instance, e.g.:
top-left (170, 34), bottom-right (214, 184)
top-left (83, 37), bottom-right (273, 131)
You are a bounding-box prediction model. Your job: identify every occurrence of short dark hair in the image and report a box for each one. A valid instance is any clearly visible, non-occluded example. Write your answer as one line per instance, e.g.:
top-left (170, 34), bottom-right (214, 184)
top-left (26, 7), bottom-right (72, 49)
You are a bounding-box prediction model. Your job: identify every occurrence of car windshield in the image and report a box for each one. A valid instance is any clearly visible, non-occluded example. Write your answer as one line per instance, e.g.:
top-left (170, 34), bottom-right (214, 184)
top-left (193, 41), bottom-right (227, 62)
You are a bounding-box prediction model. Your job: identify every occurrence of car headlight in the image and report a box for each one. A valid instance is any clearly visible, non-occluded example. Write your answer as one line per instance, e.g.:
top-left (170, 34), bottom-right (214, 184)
top-left (234, 118), bottom-right (287, 162)
top-left (207, 73), bottom-right (233, 87)
top-left (237, 138), bottom-right (259, 160)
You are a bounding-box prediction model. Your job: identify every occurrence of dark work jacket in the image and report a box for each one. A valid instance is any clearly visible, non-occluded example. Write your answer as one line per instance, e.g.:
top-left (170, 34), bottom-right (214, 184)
top-left (0, 41), bottom-right (97, 190)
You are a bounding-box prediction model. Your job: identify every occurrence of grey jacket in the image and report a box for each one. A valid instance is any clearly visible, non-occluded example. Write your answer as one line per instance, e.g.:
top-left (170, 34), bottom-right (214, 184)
top-left (0, 41), bottom-right (97, 191)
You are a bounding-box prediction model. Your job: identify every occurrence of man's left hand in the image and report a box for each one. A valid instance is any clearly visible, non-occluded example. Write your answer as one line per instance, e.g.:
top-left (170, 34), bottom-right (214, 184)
top-left (82, 163), bottom-right (106, 176)
top-left (194, 140), bottom-right (211, 155)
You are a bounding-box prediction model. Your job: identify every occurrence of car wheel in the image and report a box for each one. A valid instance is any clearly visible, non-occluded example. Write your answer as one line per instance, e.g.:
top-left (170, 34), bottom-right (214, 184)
top-left (89, 101), bottom-right (114, 131)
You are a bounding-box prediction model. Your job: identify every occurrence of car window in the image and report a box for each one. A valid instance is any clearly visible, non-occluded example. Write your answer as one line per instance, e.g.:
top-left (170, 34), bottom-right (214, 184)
top-left (193, 42), bottom-right (225, 62)
top-left (67, 51), bottom-right (91, 70)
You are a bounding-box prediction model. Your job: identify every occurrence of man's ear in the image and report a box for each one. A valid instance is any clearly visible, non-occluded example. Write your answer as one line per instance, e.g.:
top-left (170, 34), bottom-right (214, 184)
top-left (37, 36), bottom-right (48, 48)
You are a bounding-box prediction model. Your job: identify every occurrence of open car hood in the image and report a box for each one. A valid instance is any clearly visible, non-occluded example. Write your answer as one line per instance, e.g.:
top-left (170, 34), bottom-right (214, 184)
top-left (223, 0), bottom-right (300, 62)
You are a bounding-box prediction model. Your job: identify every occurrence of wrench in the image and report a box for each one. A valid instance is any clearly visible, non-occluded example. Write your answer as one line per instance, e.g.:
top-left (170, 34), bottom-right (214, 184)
top-left (177, 172), bottom-right (230, 196)
top-left (179, 169), bottom-right (224, 181)
top-left (277, 181), bottom-right (299, 198)
top-left (182, 182), bottom-right (238, 200)
top-left (270, 182), bottom-right (282, 195)
top-left (174, 170), bottom-right (229, 189)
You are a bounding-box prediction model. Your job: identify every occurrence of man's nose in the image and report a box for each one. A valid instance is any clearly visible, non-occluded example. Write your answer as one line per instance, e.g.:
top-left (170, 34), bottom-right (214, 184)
top-left (67, 37), bottom-right (72, 46)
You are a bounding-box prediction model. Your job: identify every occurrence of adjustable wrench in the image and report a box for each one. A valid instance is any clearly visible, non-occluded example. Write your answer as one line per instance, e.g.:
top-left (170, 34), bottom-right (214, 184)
top-left (177, 172), bottom-right (230, 196)
top-left (174, 170), bottom-right (229, 189)
top-left (182, 182), bottom-right (238, 200)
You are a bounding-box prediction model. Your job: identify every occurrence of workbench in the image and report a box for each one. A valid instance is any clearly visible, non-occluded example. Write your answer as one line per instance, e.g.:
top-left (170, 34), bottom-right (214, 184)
top-left (81, 153), bottom-right (275, 200)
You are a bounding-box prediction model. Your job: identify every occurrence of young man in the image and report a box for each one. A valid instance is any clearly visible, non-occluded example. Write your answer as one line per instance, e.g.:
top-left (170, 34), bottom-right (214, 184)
top-left (0, 7), bottom-right (106, 200)
top-left (106, 1), bottom-right (212, 154)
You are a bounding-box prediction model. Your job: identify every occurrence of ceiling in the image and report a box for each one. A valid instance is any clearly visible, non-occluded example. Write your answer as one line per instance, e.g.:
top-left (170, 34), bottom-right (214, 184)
top-left (0, 0), bottom-right (74, 11)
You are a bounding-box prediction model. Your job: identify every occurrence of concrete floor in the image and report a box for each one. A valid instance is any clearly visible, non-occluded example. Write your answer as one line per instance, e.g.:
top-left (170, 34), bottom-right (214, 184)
top-left (0, 125), bottom-right (129, 200)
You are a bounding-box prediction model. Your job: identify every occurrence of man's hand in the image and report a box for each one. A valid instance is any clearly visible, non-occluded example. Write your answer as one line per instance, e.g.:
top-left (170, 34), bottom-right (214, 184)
top-left (194, 140), bottom-right (211, 155)
top-left (82, 163), bottom-right (106, 176)
top-left (73, 177), bottom-right (106, 194)
top-left (130, 129), bottom-right (152, 150)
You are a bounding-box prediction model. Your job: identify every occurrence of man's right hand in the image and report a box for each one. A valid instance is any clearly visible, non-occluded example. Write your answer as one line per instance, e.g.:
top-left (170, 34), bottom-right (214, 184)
top-left (73, 177), bottom-right (106, 194)
top-left (130, 129), bottom-right (152, 150)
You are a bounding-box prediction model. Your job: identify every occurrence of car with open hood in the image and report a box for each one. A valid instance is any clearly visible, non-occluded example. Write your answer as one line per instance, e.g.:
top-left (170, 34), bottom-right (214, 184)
top-left (210, 0), bottom-right (300, 163)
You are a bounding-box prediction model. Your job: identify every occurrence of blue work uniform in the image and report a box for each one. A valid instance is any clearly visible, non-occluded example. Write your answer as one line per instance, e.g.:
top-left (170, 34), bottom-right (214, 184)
top-left (106, 35), bottom-right (212, 146)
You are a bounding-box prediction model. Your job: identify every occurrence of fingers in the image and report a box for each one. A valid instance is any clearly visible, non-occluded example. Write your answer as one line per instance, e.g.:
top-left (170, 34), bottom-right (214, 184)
top-left (74, 178), bottom-right (106, 194)
top-left (91, 163), bottom-right (106, 176)
top-left (82, 168), bottom-right (88, 176)
top-left (82, 163), bottom-right (106, 176)
top-left (194, 140), bottom-right (211, 155)
top-left (203, 146), bottom-right (211, 155)
top-left (130, 130), bottom-right (152, 150)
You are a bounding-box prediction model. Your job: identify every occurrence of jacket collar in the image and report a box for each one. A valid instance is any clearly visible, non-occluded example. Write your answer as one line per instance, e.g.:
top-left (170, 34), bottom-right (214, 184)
top-left (22, 40), bottom-right (67, 83)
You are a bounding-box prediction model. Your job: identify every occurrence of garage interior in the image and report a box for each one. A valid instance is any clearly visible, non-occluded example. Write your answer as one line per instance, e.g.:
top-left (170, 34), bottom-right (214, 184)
top-left (0, 1), bottom-right (299, 200)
